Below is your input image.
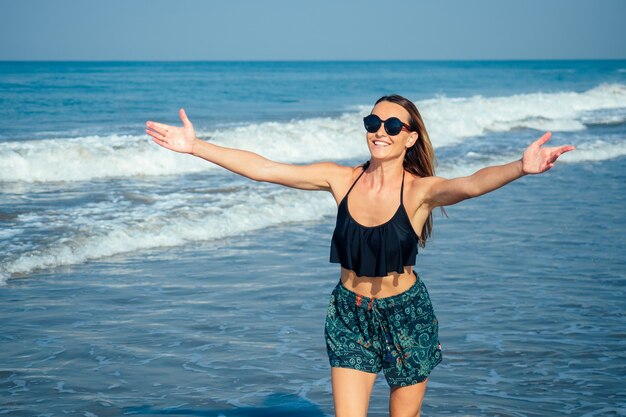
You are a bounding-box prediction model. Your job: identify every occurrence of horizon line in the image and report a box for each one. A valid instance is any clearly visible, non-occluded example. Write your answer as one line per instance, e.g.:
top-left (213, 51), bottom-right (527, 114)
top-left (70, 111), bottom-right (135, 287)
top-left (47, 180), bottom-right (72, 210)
top-left (1, 58), bottom-right (626, 63)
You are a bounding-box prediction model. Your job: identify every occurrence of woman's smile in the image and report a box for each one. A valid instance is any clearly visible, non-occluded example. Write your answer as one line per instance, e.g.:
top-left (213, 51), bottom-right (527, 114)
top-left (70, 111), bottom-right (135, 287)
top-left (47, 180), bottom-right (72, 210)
top-left (372, 139), bottom-right (391, 147)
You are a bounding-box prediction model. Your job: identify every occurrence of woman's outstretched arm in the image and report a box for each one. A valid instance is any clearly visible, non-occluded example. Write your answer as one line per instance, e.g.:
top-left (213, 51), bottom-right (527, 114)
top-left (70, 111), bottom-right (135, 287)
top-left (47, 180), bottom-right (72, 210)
top-left (146, 109), bottom-right (347, 191)
top-left (424, 132), bottom-right (576, 207)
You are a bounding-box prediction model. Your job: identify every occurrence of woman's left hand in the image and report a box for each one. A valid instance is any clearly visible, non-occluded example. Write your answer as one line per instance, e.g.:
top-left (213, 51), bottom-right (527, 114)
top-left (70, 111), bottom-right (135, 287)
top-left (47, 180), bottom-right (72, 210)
top-left (522, 132), bottom-right (576, 175)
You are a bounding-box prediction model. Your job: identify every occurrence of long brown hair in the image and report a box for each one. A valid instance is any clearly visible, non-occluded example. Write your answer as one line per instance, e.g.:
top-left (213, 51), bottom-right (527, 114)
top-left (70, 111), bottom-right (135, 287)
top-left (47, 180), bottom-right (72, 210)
top-left (365, 94), bottom-right (439, 247)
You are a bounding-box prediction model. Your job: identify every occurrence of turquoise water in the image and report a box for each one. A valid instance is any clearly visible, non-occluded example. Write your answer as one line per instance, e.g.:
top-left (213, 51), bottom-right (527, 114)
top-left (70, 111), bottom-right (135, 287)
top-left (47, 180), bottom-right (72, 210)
top-left (1, 60), bottom-right (624, 140)
top-left (1, 61), bottom-right (625, 416)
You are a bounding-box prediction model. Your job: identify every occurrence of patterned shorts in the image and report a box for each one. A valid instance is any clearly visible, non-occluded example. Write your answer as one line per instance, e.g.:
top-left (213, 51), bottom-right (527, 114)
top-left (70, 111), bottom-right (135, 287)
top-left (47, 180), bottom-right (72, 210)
top-left (324, 273), bottom-right (442, 387)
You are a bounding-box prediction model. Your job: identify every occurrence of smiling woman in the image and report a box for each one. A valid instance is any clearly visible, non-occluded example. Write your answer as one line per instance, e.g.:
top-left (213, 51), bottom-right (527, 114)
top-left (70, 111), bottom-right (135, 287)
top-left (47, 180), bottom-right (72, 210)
top-left (145, 94), bottom-right (574, 417)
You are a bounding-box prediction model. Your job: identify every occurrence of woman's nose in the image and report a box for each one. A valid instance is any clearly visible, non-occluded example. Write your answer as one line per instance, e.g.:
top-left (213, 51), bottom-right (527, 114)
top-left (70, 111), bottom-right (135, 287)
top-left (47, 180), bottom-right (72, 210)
top-left (376, 122), bottom-right (386, 136)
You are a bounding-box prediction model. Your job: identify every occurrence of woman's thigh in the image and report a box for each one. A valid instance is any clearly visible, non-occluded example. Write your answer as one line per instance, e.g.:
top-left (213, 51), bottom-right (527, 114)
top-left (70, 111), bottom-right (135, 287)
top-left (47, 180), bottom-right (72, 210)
top-left (389, 379), bottom-right (428, 417)
top-left (331, 367), bottom-right (378, 417)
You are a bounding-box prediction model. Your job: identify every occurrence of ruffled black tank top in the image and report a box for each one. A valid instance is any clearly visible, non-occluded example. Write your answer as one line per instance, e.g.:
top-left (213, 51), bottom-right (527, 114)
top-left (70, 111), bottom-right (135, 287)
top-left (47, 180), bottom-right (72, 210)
top-left (329, 167), bottom-right (420, 277)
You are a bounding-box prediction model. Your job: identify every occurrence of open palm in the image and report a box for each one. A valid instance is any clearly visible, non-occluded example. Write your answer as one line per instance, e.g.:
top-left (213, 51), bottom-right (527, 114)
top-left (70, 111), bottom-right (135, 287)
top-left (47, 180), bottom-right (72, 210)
top-left (522, 132), bottom-right (576, 174)
top-left (146, 109), bottom-right (196, 154)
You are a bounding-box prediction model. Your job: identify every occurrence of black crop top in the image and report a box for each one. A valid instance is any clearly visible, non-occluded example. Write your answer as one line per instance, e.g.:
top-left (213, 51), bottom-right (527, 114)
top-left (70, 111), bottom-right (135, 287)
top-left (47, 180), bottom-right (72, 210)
top-left (329, 167), bottom-right (420, 277)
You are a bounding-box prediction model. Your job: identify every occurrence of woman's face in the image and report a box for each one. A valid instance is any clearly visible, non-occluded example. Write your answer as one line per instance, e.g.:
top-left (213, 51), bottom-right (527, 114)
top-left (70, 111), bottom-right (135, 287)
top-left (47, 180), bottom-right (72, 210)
top-left (366, 101), bottom-right (418, 161)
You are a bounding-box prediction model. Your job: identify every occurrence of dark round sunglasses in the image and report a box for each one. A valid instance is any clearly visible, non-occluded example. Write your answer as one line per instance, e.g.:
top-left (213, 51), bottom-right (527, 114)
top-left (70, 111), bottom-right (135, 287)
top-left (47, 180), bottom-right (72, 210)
top-left (363, 114), bottom-right (412, 136)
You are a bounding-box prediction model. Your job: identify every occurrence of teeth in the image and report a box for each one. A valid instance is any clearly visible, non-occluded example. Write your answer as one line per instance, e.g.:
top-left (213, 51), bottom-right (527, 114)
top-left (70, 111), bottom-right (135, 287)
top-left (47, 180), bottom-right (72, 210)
top-left (374, 141), bottom-right (389, 146)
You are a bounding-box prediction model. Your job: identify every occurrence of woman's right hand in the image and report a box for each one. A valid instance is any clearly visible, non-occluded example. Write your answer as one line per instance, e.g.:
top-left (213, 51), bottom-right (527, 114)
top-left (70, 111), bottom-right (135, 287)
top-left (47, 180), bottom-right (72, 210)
top-left (146, 108), bottom-right (196, 154)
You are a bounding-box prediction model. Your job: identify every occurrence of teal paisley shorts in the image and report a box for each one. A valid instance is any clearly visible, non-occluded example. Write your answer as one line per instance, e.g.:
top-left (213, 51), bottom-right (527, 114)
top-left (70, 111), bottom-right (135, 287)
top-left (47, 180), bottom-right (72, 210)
top-left (324, 273), bottom-right (442, 387)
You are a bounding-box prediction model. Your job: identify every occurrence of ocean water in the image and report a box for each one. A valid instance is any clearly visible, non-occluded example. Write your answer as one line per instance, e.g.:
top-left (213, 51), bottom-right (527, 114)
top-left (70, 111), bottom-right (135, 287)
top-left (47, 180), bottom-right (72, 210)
top-left (1, 61), bottom-right (625, 416)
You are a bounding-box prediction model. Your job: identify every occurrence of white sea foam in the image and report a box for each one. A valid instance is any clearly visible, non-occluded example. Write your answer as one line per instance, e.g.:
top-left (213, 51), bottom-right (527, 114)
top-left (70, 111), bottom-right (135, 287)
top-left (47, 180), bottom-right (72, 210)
top-left (418, 83), bottom-right (626, 146)
top-left (0, 114), bottom-right (366, 183)
top-left (558, 139), bottom-right (626, 163)
top-left (0, 187), bottom-right (336, 283)
top-left (439, 138), bottom-right (626, 179)
top-left (0, 134), bottom-right (211, 183)
top-left (1, 84), bottom-right (625, 184)
top-left (579, 107), bottom-right (626, 126)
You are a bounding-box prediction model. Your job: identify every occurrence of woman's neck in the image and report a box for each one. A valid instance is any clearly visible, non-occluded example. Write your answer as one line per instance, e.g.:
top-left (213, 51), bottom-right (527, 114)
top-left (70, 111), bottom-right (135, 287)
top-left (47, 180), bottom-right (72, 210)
top-left (364, 159), bottom-right (404, 192)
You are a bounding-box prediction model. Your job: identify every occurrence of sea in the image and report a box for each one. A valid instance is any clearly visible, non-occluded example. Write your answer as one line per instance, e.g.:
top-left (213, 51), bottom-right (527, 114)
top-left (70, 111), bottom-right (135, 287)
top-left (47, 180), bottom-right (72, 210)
top-left (1, 61), bottom-right (625, 417)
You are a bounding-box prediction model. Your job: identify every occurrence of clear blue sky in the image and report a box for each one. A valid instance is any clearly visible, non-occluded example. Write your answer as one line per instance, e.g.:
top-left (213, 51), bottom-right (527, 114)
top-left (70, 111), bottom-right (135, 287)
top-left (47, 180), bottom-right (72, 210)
top-left (1, 0), bottom-right (625, 61)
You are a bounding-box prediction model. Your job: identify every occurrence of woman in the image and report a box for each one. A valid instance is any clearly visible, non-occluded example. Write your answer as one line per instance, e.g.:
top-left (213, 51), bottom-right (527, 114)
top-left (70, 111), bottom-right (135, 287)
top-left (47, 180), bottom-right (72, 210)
top-left (145, 95), bottom-right (574, 417)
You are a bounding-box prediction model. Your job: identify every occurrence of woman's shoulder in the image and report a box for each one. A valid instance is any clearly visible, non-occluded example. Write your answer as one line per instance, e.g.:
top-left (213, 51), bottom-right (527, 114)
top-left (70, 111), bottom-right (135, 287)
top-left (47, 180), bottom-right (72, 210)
top-left (404, 172), bottom-right (445, 189)
top-left (305, 161), bottom-right (361, 179)
top-left (326, 163), bottom-right (368, 203)
top-left (404, 172), bottom-right (447, 209)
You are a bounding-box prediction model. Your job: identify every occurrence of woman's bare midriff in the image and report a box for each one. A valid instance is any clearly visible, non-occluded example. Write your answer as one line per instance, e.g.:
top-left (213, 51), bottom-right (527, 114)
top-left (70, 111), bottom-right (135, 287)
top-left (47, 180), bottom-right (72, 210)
top-left (339, 266), bottom-right (417, 298)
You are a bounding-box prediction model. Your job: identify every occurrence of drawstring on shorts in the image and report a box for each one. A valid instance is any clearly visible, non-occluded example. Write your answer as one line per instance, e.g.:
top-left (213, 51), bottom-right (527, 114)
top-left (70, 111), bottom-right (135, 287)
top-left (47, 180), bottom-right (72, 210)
top-left (359, 295), bottom-right (408, 366)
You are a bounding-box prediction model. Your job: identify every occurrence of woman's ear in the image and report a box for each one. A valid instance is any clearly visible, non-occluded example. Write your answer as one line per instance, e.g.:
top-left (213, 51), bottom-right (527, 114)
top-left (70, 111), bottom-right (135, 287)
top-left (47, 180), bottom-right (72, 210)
top-left (406, 133), bottom-right (419, 148)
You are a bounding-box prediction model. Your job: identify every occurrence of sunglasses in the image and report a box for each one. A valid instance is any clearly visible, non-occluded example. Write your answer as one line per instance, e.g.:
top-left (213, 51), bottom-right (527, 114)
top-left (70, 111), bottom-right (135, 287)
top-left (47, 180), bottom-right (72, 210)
top-left (363, 114), bottom-right (412, 136)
